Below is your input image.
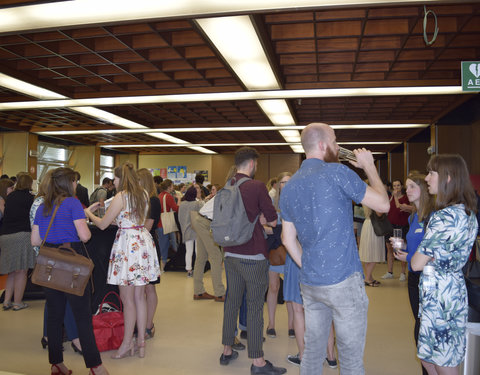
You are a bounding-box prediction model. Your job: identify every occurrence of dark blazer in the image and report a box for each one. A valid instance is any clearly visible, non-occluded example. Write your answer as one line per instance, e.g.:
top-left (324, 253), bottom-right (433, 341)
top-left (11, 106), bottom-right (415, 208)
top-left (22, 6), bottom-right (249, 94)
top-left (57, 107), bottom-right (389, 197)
top-left (76, 183), bottom-right (89, 208)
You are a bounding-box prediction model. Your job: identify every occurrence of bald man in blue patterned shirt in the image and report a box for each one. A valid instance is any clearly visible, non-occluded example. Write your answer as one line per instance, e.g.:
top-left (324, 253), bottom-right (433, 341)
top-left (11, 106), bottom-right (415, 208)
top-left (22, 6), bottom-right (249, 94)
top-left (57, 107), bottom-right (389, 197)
top-left (280, 123), bottom-right (389, 375)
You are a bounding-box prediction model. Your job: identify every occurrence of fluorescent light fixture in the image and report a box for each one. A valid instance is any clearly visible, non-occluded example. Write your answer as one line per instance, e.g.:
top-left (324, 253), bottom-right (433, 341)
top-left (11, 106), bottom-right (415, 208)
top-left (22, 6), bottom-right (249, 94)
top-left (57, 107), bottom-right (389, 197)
top-left (338, 141), bottom-right (401, 145)
top-left (0, 0), bottom-right (450, 34)
top-left (36, 123), bottom-right (428, 136)
top-left (0, 87), bottom-right (464, 111)
top-left (103, 143), bottom-right (295, 148)
top-left (146, 133), bottom-right (190, 144)
top-left (0, 73), bottom-right (67, 100)
top-left (257, 100), bottom-right (295, 125)
top-left (102, 141), bottom-right (399, 148)
top-left (196, 16), bottom-right (280, 90)
top-left (73, 107), bottom-right (146, 129)
top-left (187, 146), bottom-right (217, 154)
top-left (290, 144), bottom-right (305, 153)
top-left (331, 124), bottom-right (428, 129)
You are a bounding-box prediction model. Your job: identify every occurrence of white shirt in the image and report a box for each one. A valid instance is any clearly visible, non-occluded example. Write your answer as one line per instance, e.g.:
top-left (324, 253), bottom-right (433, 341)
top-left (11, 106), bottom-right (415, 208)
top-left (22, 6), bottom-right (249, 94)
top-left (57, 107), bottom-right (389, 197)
top-left (199, 196), bottom-right (215, 219)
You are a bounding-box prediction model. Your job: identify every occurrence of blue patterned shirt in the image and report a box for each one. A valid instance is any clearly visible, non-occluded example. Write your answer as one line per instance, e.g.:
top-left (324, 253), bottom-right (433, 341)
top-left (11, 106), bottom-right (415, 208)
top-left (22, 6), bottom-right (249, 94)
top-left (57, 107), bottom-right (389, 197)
top-left (280, 158), bottom-right (366, 286)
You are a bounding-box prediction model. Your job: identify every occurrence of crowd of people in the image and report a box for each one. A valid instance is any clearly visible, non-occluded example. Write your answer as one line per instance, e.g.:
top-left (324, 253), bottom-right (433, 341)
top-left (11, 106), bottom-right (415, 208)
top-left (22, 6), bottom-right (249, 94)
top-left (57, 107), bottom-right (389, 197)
top-left (0, 122), bottom-right (478, 375)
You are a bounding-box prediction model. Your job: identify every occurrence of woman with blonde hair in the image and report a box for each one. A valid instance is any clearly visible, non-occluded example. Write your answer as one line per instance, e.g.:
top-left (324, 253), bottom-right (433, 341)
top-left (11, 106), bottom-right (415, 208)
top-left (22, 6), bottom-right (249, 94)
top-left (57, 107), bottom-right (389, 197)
top-left (32, 167), bottom-right (109, 375)
top-left (85, 162), bottom-right (160, 359)
top-left (136, 168), bottom-right (161, 339)
top-left (412, 155), bottom-right (478, 375)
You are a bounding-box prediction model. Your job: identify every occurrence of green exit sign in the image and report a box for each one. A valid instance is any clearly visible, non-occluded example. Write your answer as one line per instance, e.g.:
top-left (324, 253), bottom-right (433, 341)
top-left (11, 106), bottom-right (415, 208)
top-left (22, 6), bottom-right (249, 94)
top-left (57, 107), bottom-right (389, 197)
top-left (462, 61), bottom-right (480, 92)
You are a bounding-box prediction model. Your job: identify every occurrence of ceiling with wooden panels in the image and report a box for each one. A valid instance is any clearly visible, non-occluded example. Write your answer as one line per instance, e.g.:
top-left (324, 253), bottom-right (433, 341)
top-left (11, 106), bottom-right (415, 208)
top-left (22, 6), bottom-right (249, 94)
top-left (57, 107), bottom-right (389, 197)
top-left (0, 0), bottom-right (479, 156)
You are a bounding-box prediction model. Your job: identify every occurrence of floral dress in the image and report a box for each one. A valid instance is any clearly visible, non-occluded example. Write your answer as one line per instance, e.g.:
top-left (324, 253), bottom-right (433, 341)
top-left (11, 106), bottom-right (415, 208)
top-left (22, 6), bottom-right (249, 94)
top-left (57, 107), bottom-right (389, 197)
top-left (107, 193), bottom-right (160, 286)
top-left (416, 204), bottom-right (478, 367)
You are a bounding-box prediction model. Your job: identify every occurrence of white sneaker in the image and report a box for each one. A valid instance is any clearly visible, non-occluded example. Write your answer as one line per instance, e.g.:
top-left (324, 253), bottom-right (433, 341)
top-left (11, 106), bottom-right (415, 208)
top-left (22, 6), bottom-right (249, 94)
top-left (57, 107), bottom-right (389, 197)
top-left (399, 273), bottom-right (406, 281)
top-left (381, 272), bottom-right (393, 279)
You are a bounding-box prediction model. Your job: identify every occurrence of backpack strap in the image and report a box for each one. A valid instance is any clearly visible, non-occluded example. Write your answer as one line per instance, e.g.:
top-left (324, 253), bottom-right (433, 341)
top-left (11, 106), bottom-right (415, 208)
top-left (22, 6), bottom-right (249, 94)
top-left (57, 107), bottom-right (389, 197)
top-left (232, 176), bottom-right (251, 187)
top-left (233, 176), bottom-right (260, 225)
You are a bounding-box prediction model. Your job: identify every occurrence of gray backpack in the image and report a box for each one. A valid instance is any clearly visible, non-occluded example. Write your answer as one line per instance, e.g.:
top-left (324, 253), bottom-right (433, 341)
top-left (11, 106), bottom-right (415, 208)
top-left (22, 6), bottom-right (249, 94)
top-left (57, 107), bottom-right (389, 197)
top-left (211, 177), bottom-right (258, 247)
top-left (89, 186), bottom-right (106, 205)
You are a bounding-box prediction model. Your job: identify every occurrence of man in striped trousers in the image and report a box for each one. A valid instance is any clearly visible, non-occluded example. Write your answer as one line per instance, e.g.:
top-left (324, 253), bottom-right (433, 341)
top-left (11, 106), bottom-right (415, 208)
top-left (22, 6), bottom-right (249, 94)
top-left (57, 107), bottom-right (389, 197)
top-left (219, 147), bottom-right (287, 375)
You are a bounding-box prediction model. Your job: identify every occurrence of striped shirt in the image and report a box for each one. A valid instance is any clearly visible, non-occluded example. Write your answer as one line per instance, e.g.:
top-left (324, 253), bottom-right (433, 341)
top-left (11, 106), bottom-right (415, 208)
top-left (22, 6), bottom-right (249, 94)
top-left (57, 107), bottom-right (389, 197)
top-left (34, 197), bottom-right (85, 244)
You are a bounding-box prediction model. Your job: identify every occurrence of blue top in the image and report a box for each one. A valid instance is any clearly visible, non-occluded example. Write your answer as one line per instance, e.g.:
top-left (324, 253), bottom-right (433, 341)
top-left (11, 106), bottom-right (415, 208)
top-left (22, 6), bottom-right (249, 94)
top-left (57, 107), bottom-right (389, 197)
top-left (280, 158), bottom-right (366, 286)
top-left (405, 212), bottom-right (424, 273)
top-left (34, 197), bottom-right (86, 244)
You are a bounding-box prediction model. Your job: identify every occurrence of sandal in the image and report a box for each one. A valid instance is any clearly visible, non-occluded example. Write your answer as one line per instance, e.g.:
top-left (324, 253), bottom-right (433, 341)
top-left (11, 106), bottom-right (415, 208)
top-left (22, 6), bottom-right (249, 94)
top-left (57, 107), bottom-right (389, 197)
top-left (12, 302), bottom-right (28, 311)
top-left (365, 280), bottom-right (380, 287)
top-left (2, 302), bottom-right (13, 311)
top-left (145, 324), bottom-right (155, 340)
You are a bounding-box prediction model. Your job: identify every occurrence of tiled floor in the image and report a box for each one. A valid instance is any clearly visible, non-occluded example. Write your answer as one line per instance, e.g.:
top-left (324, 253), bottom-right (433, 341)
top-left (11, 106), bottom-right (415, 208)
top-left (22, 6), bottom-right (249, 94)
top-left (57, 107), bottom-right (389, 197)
top-left (0, 262), bottom-right (422, 375)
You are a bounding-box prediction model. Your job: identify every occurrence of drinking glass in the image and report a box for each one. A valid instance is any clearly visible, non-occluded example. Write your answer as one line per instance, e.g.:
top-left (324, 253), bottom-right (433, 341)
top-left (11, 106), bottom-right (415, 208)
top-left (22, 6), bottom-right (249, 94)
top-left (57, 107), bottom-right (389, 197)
top-left (338, 146), bottom-right (357, 162)
top-left (392, 228), bottom-right (403, 250)
top-left (97, 206), bottom-right (105, 218)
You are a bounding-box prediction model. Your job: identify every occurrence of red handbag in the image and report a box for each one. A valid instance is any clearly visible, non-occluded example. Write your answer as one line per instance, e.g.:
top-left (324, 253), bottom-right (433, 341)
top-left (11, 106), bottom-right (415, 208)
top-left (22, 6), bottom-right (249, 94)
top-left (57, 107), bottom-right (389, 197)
top-left (92, 291), bottom-right (124, 352)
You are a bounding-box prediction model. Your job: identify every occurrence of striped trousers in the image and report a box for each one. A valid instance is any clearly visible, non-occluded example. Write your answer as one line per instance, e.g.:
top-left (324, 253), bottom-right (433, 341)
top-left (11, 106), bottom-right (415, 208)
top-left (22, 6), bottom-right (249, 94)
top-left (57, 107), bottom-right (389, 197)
top-left (222, 256), bottom-right (269, 358)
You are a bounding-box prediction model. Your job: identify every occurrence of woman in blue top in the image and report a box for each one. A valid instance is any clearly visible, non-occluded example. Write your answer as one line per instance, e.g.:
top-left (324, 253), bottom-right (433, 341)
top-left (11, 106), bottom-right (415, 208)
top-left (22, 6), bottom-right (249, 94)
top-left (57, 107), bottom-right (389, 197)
top-left (391, 172), bottom-right (434, 375)
top-left (31, 168), bottom-right (109, 375)
top-left (412, 155), bottom-right (478, 375)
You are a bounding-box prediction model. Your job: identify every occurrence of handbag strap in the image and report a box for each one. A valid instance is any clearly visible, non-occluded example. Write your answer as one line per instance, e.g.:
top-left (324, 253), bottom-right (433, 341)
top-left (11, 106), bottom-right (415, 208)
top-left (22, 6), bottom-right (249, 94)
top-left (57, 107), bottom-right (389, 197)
top-left (162, 193), bottom-right (168, 214)
top-left (41, 205), bottom-right (60, 247)
top-left (99, 290), bottom-right (123, 313)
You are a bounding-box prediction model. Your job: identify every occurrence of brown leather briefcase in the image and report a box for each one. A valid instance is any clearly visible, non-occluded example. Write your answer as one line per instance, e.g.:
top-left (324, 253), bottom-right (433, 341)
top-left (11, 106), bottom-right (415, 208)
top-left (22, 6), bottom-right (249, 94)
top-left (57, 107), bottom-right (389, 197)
top-left (32, 243), bottom-right (94, 296)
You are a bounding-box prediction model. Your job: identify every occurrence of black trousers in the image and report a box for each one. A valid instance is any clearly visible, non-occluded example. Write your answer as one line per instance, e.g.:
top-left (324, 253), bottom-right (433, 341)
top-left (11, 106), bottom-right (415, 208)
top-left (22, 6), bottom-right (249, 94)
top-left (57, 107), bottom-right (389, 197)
top-left (407, 271), bottom-right (428, 375)
top-left (43, 242), bottom-right (102, 368)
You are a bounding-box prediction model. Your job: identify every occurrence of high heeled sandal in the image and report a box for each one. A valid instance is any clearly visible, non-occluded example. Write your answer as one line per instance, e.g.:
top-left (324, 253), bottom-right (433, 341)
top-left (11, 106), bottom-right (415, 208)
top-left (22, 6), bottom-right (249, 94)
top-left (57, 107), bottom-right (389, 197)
top-left (137, 341), bottom-right (145, 358)
top-left (145, 324), bottom-right (155, 340)
top-left (51, 364), bottom-right (72, 375)
top-left (111, 343), bottom-right (135, 359)
top-left (71, 342), bottom-right (83, 355)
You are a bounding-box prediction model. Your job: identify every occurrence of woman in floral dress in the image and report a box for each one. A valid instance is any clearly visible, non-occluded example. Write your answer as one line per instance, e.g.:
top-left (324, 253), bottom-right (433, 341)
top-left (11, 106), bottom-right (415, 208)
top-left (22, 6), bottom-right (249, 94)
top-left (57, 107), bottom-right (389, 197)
top-left (412, 154), bottom-right (478, 375)
top-left (85, 162), bottom-right (160, 360)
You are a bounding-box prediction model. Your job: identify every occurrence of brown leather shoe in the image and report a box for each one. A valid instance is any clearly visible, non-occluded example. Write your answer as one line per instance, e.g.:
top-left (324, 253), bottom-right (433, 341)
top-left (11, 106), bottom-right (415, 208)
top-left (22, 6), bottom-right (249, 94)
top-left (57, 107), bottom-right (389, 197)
top-left (214, 295), bottom-right (225, 302)
top-left (193, 292), bottom-right (215, 300)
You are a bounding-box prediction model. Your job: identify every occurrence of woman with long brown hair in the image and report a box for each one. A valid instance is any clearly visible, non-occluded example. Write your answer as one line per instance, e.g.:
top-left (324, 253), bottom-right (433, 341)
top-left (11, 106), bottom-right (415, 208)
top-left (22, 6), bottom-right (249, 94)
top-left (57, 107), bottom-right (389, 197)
top-left (391, 172), bottom-right (435, 375)
top-left (85, 162), bottom-right (160, 359)
top-left (412, 155), bottom-right (478, 375)
top-left (31, 167), bottom-right (109, 375)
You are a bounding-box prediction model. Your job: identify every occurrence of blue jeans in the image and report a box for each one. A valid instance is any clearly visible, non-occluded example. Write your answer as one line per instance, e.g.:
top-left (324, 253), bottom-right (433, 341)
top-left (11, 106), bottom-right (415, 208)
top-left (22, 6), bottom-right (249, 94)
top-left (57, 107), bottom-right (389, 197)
top-left (300, 272), bottom-right (368, 375)
top-left (43, 301), bottom-right (78, 340)
top-left (169, 231), bottom-right (178, 252)
top-left (156, 227), bottom-right (170, 264)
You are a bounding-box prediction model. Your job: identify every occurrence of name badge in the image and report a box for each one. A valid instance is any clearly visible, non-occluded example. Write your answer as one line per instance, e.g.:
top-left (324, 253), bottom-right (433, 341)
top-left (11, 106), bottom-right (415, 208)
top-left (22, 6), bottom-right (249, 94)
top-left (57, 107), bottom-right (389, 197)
top-left (415, 228), bottom-right (423, 233)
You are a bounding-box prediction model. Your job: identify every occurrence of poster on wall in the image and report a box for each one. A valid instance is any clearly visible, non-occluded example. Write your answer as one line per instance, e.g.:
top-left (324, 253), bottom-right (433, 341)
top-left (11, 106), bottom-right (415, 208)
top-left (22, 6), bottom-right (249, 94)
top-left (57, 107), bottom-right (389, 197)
top-left (167, 166), bottom-right (177, 179)
top-left (177, 166), bottom-right (187, 179)
top-left (149, 168), bottom-right (167, 179)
